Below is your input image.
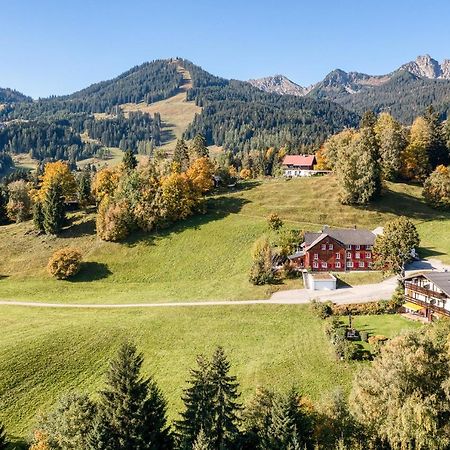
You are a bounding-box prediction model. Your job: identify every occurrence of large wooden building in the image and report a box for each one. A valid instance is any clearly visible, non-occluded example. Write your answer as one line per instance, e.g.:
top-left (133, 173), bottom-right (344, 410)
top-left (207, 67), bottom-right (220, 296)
top-left (282, 155), bottom-right (317, 177)
top-left (288, 226), bottom-right (376, 272)
top-left (404, 271), bottom-right (450, 321)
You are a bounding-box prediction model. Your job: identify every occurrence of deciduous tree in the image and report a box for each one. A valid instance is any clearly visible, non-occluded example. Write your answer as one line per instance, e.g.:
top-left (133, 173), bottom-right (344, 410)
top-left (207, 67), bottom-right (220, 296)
top-left (423, 164), bottom-right (450, 209)
top-left (373, 217), bottom-right (420, 274)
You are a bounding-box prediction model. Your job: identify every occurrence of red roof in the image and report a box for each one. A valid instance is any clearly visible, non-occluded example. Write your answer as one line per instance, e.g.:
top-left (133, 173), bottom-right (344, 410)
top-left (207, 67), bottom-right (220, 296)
top-left (282, 155), bottom-right (316, 167)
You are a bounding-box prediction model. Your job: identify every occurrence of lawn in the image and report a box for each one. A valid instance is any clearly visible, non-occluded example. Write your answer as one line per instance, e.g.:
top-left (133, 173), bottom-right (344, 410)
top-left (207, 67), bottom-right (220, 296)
top-left (0, 177), bottom-right (449, 304)
top-left (0, 304), bottom-right (421, 442)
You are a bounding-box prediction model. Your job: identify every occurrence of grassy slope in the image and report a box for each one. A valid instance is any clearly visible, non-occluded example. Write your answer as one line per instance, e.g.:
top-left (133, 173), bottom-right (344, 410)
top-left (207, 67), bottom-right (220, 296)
top-left (0, 304), bottom-right (420, 440)
top-left (0, 177), bottom-right (449, 303)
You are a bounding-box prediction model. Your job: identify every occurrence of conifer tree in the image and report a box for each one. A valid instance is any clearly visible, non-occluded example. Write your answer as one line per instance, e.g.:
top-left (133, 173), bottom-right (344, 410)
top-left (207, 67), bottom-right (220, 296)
top-left (89, 342), bottom-right (173, 450)
top-left (77, 170), bottom-right (92, 209)
top-left (209, 346), bottom-right (241, 449)
top-left (192, 428), bottom-right (212, 450)
top-left (33, 200), bottom-right (45, 233)
top-left (176, 356), bottom-right (214, 449)
top-left (190, 134), bottom-right (209, 160)
top-left (43, 181), bottom-right (65, 235)
top-left (173, 139), bottom-right (190, 172)
top-left (0, 422), bottom-right (7, 450)
top-left (122, 150), bottom-right (138, 171)
top-left (0, 185), bottom-right (8, 225)
top-left (424, 106), bottom-right (449, 169)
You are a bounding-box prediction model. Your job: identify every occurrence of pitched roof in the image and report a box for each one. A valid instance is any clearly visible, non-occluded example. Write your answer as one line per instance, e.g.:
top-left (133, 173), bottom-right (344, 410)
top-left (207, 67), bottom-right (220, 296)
top-left (304, 227), bottom-right (376, 249)
top-left (405, 271), bottom-right (450, 297)
top-left (282, 155), bottom-right (316, 167)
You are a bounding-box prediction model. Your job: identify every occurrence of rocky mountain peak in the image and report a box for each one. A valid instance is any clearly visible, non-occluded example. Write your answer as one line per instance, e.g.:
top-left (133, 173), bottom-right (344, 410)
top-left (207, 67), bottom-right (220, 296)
top-left (248, 74), bottom-right (312, 96)
top-left (401, 54), bottom-right (450, 79)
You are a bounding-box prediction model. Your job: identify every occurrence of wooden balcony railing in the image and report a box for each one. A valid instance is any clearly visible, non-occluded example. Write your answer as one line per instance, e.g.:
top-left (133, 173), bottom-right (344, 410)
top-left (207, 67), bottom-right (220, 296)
top-left (404, 282), bottom-right (447, 300)
top-left (404, 295), bottom-right (450, 317)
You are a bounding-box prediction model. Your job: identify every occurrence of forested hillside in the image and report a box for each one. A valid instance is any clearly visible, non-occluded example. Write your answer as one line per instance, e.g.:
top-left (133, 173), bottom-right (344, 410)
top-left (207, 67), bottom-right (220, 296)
top-left (0, 87), bottom-right (31, 103)
top-left (314, 70), bottom-right (450, 123)
top-left (0, 58), bottom-right (358, 168)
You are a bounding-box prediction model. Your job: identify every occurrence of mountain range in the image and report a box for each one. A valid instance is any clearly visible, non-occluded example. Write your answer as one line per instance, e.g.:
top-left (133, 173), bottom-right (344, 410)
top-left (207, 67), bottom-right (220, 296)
top-left (248, 55), bottom-right (450, 122)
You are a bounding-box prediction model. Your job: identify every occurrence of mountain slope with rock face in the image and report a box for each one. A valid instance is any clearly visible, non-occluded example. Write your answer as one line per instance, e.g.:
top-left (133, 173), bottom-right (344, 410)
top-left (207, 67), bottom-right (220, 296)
top-left (248, 75), bottom-right (312, 96)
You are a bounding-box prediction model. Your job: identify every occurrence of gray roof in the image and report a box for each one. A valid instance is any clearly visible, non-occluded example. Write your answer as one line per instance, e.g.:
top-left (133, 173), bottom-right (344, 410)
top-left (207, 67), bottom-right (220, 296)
top-left (407, 272), bottom-right (450, 297)
top-left (304, 227), bottom-right (376, 249)
top-left (288, 250), bottom-right (305, 260)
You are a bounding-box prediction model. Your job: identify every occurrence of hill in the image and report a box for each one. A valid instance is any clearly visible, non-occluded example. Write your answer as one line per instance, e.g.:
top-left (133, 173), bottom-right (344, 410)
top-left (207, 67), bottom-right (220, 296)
top-left (248, 74), bottom-right (312, 96)
top-left (0, 87), bottom-right (31, 103)
top-left (0, 58), bottom-right (358, 167)
top-left (0, 177), bottom-right (449, 305)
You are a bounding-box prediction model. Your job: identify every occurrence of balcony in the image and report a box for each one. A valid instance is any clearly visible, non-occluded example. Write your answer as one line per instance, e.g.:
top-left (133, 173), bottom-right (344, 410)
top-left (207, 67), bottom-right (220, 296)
top-left (404, 281), bottom-right (447, 300)
top-left (404, 295), bottom-right (450, 317)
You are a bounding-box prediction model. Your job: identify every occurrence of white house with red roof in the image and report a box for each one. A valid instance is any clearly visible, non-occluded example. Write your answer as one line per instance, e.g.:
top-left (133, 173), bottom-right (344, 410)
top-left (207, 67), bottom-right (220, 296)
top-left (282, 154), bottom-right (318, 177)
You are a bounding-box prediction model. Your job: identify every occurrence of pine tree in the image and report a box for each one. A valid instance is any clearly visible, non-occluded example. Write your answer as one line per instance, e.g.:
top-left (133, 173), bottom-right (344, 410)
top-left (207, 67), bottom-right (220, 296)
top-left (43, 182), bottom-right (65, 235)
top-left (89, 342), bottom-right (173, 450)
top-left (33, 200), bottom-right (45, 233)
top-left (190, 134), bottom-right (209, 160)
top-left (122, 150), bottom-right (138, 171)
top-left (173, 139), bottom-right (190, 172)
top-left (77, 170), bottom-right (92, 209)
top-left (424, 106), bottom-right (449, 169)
top-left (0, 422), bottom-right (7, 450)
top-left (0, 185), bottom-right (9, 225)
top-left (192, 428), bottom-right (212, 450)
top-left (209, 347), bottom-right (241, 449)
top-left (176, 356), bottom-right (214, 449)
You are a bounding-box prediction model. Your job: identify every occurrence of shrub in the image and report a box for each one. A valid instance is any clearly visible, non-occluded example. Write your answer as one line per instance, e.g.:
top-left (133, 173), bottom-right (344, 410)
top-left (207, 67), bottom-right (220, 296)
top-left (310, 299), bottom-right (333, 319)
top-left (368, 335), bottom-right (389, 356)
top-left (267, 212), bottom-right (283, 231)
top-left (249, 237), bottom-right (274, 285)
top-left (6, 180), bottom-right (31, 223)
top-left (47, 247), bottom-right (82, 280)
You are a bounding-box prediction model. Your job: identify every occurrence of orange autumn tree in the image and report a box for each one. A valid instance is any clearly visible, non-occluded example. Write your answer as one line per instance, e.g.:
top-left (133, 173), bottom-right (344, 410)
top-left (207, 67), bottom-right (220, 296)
top-left (186, 157), bottom-right (214, 194)
top-left (38, 161), bottom-right (76, 201)
top-left (91, 166), bottom-right (121, 202)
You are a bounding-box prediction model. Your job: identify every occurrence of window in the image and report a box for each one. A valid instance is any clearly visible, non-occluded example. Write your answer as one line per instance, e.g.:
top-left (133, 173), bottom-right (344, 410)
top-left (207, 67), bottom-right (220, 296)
top-left (355, 252), bottom-right (360, 259)
top-left (328, 244), bottom-right (333, 250)
top-left (346, 251), bottom-right (351, 259)
top-left (355, 245), bottom-right (360, 250)
top-left (321, 244), bottom-right (326, 250)
top-left (313, 261), bottom-right (319, 269)
top-left (321, 262), bottom-right (327, 269)
top-left (359, 261), bottom-right (365, 268)
top-left (346, 245), bottom-right (352, 250)
top-left (366, 252), bottom-right (371, 259)
top-left (347, 261), bottom-right (353, 268)
top-left (367, 245), bottom-right (373, 250)
top-left (335, 253), bottom-right (341, 259)
top-left (368, 262), bottom-right (373, 268)
top-left (335, 261), bottom-right (341, 269)
top-left (314, 253), bottom-right (318, 260)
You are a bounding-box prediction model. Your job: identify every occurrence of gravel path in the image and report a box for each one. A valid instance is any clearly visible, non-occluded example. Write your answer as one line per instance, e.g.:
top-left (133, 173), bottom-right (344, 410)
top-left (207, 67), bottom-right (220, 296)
top-left (0, 259), bottom-right (447, 309)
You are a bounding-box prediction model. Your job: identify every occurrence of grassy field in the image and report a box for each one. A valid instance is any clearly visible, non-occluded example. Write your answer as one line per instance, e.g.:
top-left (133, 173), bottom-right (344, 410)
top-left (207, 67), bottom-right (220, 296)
top-left (0, 304), bottom-right (421, 441)
top-left (0, 176), bottom-right (449, 304)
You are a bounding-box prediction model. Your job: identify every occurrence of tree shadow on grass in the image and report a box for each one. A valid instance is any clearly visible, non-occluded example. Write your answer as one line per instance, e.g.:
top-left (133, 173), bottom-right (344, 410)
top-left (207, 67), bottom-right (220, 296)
top-left (124, 195), bottom-right (250, 248)
top-left (70, 262), bottom-right (112, 282)
top-left (368, 186), bottom-right (450, 221)
top-left (0, 274), bottom-right (9, 280)
top-left (417, 246), bottom-right (446, 259)
top-left (7, 437), bottom-right (28, 450)
top-left (60, 215), bottom-right (96, 239)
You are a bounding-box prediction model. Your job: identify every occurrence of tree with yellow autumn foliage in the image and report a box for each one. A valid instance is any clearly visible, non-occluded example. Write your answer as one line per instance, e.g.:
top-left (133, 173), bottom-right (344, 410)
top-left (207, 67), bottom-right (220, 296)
top-left (91, 166), bottom-right (121, 202)
top-left (38, 161), bottom-right (76, 201)
top-left (186, 157), bottom-right (214, 194)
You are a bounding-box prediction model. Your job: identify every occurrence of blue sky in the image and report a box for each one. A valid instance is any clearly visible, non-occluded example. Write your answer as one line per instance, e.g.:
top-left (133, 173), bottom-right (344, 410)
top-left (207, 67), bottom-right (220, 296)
top-left (2, 0), bottom-right (450, 98)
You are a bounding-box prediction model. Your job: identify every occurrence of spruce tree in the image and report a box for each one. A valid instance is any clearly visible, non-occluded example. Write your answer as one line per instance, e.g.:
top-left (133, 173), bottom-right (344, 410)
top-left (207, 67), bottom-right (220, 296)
top-left (77, 170), bottom-right (92, 208)
top-left (89, 342), bottom-right (173, 450)
top-left (424, 106), bottom-right (449, 169)
top-left (192, 428), bottom-right (212, 450)
top-left (43, 182), bottom-right (65, 235)
top-left (190, 134), bottom-right (209, 160)
top-left (122, 150), bottom-right (138, 171)
top-left (0, 185), bottom-right (8, 225)
top-left (0, 422), bottom-right (7, 450)
top-left (173, 139), bottom-right (190, 172)
top-left (176, 356), bottom-right (214, 449)
top-left (33, 200), bottom-right (45, 233)
top-left (209, 346), bottom-right (241, 449)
